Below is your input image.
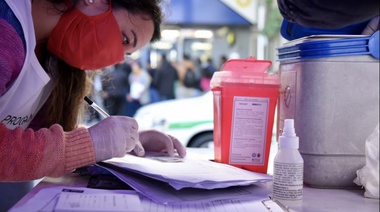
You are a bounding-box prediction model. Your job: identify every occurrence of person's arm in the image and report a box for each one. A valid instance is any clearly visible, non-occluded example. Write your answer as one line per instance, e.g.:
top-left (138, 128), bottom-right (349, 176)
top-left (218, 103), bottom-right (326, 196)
top-left (0, 20), bottom-right (24, 96)
top-left (277, 0), bottom-right (379, 29)
top-left (0, 124), bottom-right (96, 182)
top-left (361, 16), bottom-right (379, 35)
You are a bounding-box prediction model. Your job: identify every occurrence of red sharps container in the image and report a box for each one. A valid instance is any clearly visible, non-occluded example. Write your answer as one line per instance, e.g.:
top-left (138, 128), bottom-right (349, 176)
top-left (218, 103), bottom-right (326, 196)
top-left (210, 57), bottom-right (280, 174)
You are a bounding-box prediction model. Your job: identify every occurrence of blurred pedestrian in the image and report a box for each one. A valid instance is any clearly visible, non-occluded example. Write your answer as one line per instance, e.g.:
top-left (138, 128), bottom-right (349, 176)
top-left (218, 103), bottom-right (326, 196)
top-left (101, 62), bottom-right (129, 115)
top-left (200, 57), bottom-right (217, 92)
top-left (154, 54), bottom-right (178, 101)
top-left (126, 61), bottom-right (151, 117)
top-left (147, 61), bottom-right (160, 103)
top-left (121, 60), bottom-right (132, 115)
top-left (175, 54), bottom-right (199, 99)
top-left (194, 57), bottom-right (203, 91)
top-left (219, 55), bottom-right (228, 69)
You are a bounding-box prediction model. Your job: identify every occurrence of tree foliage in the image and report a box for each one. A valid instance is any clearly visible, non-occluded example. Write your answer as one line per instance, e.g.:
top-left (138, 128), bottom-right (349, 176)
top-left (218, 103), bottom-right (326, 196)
top-left (261, 0), bottom-right (282, 41)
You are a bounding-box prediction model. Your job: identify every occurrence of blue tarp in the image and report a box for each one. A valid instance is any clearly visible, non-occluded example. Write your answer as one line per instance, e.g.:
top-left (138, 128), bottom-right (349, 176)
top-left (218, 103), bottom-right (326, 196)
top-left (164, 0), bottom-right (251, 26)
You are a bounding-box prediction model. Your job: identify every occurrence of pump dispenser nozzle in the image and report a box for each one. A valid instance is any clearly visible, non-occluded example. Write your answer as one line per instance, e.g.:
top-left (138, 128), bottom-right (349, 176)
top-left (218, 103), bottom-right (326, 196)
top-left (279, 119), bottom-right (299, 149)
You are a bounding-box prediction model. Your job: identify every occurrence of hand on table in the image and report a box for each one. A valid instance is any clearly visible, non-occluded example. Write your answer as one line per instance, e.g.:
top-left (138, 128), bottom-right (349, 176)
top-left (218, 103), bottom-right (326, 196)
top-left (88, 117), bottom-right (186, 162)
top-left (135, 130), bottom-right (187, 158)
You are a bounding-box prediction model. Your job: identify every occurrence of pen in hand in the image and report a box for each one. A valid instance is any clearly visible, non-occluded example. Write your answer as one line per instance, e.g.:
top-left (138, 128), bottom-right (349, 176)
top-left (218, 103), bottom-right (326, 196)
top-left (84, 96), bottom-right (146, 156)
top-left (84, 96), bottom-right (110, 118)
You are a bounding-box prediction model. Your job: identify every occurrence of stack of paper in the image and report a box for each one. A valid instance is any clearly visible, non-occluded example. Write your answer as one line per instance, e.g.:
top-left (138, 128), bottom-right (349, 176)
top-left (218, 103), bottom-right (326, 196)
top-left (10, 186), bottom-right (277, 212)
top-left (97, 152), bottom-right (273, 204)
top-left (99, 152), bottom-right (272, 190)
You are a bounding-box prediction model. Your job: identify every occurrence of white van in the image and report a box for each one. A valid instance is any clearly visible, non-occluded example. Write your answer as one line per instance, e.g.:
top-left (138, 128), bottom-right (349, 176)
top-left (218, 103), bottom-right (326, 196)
top-left (134, 91), bottom-right (214, 148)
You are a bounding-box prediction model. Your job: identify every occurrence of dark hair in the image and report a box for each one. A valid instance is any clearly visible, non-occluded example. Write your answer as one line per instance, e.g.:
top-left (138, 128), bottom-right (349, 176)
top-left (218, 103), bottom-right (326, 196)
top-left (40, 56), bottom-right (92, 131)
top-left (112, 0), bottom-right (163, 42)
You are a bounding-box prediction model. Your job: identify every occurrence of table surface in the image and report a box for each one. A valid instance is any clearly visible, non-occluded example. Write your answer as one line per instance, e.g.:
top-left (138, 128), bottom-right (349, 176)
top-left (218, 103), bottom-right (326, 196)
top-left (11, 148), bottom-right (380, 212)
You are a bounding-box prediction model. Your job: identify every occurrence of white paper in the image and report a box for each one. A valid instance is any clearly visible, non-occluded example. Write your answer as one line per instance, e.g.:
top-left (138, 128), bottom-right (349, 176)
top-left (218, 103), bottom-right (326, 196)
top-left (139, 195), bottom-right (270, 212)
top-left (9, 187), bottom-right (143, 212)
top-left (55, 192), bottom-right (142, 212)
top-left (10, 186), bottom-right (271, 212)
top-left (101, 152), bottom-right (272, 190)
top-left (97, 164), bottom-right (270, 205)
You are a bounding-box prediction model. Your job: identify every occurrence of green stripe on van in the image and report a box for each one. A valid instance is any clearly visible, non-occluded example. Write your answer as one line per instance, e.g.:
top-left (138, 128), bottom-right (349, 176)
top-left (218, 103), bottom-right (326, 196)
top-left (169, 120), bottom-right (213, 129)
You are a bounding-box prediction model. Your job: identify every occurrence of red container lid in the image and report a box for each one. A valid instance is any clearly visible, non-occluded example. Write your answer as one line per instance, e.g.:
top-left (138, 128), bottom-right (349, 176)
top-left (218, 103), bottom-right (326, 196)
top-left (210, 56), bottom-right (280, 88)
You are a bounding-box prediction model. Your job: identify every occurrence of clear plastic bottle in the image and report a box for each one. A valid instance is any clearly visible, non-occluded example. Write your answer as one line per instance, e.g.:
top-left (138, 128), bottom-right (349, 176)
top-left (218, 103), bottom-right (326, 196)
top-left (273, 119), bottom-right (304, 205)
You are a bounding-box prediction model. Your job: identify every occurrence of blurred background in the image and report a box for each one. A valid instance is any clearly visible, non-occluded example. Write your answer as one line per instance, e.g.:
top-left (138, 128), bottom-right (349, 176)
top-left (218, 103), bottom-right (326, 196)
top-left (138, 0), bottom-right (284, 73)
top-left (83, 0), bottom-right (284, 151)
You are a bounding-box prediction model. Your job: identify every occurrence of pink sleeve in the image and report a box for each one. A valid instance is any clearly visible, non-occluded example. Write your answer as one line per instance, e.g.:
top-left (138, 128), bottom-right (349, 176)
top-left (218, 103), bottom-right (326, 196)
top-left (0, 19), bottom-right (24, 96)
top-left (0, 123), bottom-right (96, 182)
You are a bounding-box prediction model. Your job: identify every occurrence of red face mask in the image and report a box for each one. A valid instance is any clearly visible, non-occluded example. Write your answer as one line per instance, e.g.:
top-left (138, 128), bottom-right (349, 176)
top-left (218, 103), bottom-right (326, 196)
top-left (47, 3), bottom-right (124, 70)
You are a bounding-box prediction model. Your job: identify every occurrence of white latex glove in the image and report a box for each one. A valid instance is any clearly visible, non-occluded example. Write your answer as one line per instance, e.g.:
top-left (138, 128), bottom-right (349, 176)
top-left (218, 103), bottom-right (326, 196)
top-left (89, 116), bottom-right (139, 162)
top-left (137, 130), bottom-right (187, 158)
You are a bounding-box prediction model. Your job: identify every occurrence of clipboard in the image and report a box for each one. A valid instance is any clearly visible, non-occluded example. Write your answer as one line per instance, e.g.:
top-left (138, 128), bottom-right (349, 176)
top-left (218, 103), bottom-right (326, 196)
top-left (262, 198), bottom-right (290, 212)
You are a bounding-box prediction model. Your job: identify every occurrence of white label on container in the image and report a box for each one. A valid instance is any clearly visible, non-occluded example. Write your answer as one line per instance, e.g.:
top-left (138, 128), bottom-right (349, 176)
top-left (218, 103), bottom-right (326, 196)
top-left (273, 162), bottom-right (304, 201)
top-left (229, 96), bottom-right (269, 165)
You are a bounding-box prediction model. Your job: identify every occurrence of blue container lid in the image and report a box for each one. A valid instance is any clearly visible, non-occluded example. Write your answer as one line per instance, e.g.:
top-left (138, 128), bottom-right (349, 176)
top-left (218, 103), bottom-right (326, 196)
top-left (277, 31), bottom-right (379, 61)
top-left (277, 36), bottom-right (369, 55)
top-left (280, 19), bottom-right (371, 41)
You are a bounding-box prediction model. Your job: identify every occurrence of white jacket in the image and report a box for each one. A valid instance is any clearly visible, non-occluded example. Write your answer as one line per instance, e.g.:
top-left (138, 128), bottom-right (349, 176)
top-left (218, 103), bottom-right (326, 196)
top-left (0, 0), bottom-right (53, 130)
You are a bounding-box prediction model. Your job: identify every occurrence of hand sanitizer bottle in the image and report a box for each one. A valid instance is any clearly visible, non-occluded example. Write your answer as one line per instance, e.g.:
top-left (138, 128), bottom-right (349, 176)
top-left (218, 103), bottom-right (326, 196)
top-left (273, 119), bottom-right (304, 205)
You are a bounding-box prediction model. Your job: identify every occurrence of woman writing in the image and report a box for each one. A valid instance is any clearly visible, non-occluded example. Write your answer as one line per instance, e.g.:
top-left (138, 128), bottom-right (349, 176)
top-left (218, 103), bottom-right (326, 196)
top-left (0, 0), bottom-right (186, 193)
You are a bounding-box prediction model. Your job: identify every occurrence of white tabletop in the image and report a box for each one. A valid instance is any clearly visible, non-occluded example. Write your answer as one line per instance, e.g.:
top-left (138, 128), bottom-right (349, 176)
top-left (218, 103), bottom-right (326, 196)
top-left (11, 148), bottom-right (379, 212)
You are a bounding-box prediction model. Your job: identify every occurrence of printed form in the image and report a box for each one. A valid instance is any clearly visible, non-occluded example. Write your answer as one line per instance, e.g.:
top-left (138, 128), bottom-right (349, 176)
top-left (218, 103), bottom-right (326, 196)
top-left (10, 187), bottom-right (143, 212)
top-left (10, 186), bottom-right (272, 212)
top-left (55, 192), bottom-right (142, 212)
